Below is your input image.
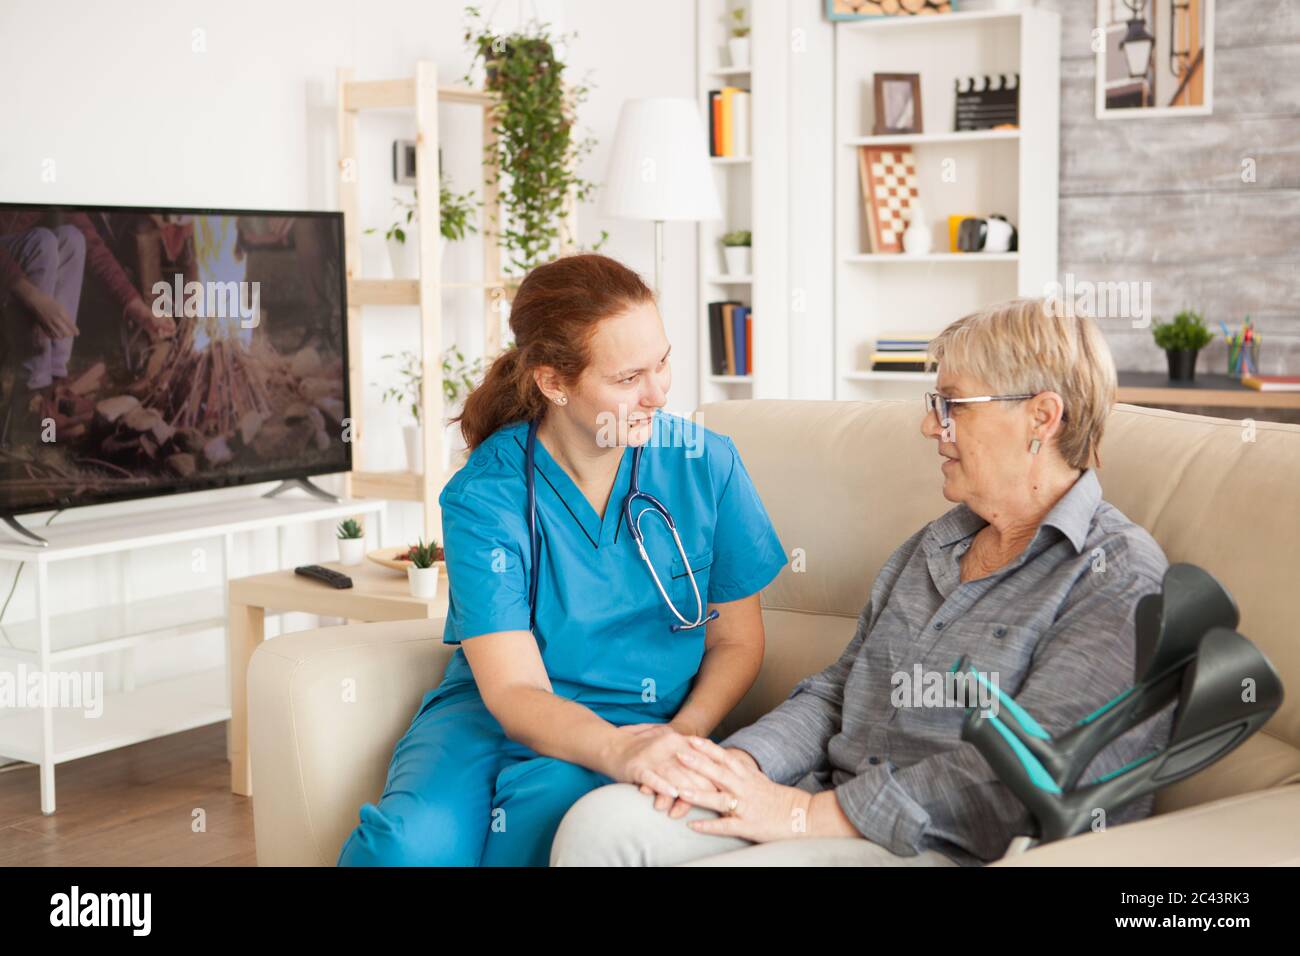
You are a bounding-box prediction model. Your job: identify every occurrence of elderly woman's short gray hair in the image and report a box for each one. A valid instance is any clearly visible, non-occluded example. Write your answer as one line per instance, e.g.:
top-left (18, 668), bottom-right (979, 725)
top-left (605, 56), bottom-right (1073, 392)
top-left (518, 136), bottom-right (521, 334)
top-left (927, 297), bottom-right (1117, 470)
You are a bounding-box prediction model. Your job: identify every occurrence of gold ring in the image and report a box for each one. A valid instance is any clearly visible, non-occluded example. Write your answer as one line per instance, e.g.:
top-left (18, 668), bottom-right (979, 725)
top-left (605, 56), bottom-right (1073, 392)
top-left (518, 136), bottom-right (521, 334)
top-left (726, 796), bottom-right (739, 815)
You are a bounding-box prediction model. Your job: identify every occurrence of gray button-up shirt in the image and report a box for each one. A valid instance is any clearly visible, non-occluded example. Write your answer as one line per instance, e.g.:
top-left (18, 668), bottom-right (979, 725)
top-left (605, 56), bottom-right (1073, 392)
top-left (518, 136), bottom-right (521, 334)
top-left (720, 468), bottom-right (1172, 865)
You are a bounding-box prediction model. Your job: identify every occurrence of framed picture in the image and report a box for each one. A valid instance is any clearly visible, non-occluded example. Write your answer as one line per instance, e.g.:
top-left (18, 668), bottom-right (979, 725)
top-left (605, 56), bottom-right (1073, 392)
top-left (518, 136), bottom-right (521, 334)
top-left (826, 0), bottom-right (954, 19)
top-left (873, 73), bottom-right (923, 136)
top-left (392, 139), bottom-right (418, 185)
top-left (1096, 0), bottom-right (1214, 119)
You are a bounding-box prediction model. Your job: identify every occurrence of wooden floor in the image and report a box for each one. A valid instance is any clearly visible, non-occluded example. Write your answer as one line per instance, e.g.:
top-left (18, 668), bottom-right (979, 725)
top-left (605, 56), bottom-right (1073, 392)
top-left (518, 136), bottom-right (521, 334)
top-left (0, 723), bottom-right (256, 866)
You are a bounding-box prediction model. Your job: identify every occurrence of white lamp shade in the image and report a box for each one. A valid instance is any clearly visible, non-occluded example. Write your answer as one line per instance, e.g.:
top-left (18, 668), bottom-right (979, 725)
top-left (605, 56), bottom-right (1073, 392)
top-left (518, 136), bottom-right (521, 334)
top-left (599, 98), bottom-right (722, 222)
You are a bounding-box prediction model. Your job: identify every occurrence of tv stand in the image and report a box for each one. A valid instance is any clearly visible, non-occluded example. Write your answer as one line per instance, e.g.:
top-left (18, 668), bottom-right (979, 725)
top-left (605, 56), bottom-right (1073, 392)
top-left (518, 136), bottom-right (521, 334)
top-left (0, 514), bottom-right (50, 548)
top-left (0, 493), bottom-right (386, 815)
top-left (262, 477), bottom-right (340, 503)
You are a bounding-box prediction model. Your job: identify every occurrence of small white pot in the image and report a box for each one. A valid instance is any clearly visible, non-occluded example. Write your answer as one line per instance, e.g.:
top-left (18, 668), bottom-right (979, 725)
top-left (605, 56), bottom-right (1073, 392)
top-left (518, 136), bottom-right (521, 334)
top-left (407, 564), bottom-right (440, 600)
top-left (386, 235), bottom-right (448, 279)
top-left (337, 536), bottom-right (365, 566)
top-left (403, 424), bottom-right (423, 475)
top-left (727, 37), bottom-right (750, 69)
top-left (387, 236), bottom-right (419, 279)
top-left (362, 232), bottom-right (393, 278)
top-left (722, 245), bottom-right (751, 276)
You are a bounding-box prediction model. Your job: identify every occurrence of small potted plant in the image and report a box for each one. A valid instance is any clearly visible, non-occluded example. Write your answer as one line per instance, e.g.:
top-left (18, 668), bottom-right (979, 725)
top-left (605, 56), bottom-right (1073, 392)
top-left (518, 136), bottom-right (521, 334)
top-left (727, 8), bottom-right (750, 69)
top-left (406, 538), bottom-right (442, 600)
top-left (376, 346), bottom-right (487, 474)
top-left (336, 518), bottom-right (365, 566)
top-left (365, 174), bottom-right (478, 279)
top-left (720, 229), bottom-right (752, 276)
top-left (1152, 309), bottom-right (1213, 382)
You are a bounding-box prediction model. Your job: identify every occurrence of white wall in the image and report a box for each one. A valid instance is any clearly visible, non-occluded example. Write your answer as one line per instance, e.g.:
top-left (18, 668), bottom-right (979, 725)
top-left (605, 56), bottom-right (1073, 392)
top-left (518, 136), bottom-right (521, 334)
top-left (0, 0), bottom-right (699, 746)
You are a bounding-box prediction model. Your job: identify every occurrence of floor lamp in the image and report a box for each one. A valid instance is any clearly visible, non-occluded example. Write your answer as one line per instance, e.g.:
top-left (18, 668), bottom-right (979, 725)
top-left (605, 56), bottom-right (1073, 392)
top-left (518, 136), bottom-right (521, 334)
top-left (600, 98), bottom-right (722, 298)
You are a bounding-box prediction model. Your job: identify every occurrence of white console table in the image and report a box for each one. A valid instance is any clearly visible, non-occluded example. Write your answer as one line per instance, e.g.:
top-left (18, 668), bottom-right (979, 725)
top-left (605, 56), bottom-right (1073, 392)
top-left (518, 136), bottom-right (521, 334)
top-left (0, 492), bottom-right (386, 814)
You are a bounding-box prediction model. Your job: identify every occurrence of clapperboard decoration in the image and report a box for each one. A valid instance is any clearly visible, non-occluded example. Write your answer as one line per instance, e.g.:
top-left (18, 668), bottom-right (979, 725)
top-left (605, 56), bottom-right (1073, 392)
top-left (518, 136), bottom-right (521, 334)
top-left (954, 74), bottom-right (1019, 131)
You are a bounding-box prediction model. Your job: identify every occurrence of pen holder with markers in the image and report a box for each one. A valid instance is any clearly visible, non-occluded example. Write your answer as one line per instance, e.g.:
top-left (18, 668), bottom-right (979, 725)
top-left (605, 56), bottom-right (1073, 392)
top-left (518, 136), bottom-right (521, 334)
top-left (1228, 339), bottom-right (1260, 378)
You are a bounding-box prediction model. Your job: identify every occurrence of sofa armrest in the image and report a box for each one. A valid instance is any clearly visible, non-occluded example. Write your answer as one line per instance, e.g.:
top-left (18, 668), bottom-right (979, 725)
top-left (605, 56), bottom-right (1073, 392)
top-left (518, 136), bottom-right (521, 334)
top-left (990, 785), bottom-right (1300, 866)
top-left (248, 617), bottom-right (453, 866)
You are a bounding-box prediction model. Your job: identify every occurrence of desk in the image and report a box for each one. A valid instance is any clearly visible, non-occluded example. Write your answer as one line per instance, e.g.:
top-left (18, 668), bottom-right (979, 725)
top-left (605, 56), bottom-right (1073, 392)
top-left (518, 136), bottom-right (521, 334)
top-left (227, 559), bottom-right (448, 795)
top-left (1117, 372), bottom-right (1300, 410)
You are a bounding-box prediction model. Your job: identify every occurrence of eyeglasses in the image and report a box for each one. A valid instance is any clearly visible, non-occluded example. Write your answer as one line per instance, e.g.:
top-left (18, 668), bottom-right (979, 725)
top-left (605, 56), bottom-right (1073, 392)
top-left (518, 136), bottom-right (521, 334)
top-left (924, 391), bottom-right (1036, 426)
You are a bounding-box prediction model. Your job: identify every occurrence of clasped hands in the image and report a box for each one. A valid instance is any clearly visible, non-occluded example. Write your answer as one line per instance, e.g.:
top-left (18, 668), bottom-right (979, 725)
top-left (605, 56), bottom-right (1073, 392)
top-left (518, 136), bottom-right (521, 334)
top-left (613, 721), bottom-right (822, 843)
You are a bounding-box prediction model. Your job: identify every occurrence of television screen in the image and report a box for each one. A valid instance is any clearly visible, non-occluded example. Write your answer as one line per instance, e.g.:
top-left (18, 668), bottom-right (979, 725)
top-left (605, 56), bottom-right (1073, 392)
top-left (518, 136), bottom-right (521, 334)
top-left (0, 203), bottom-right (350, 516)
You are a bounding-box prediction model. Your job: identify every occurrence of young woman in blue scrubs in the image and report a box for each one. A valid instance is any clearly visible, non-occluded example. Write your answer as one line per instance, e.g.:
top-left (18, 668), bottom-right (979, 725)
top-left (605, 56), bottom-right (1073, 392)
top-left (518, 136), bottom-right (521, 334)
top-left (337, 253), bottom-right (786, 867)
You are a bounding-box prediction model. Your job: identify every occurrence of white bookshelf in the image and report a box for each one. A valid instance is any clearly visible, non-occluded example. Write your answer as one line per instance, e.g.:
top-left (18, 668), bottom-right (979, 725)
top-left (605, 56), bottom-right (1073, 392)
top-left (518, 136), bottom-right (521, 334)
top-left (696, 0), bottom-right (790, 404)
top-left (833, 8), bottom-right (1060, 400)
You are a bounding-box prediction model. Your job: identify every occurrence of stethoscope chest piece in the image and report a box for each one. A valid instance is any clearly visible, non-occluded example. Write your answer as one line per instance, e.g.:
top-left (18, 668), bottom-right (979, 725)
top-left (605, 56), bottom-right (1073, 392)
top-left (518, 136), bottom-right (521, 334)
top-left (526, 418), bottom-right (717, 633)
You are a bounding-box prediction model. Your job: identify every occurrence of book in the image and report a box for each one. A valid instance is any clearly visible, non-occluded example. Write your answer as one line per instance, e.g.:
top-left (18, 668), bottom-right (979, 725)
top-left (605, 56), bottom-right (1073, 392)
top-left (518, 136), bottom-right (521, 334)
top-left (744, 309), bottom-right (753, 375)
top-left (871, 361), bottom-right (930, 373)
top-left (707, 301), bottom-right (728, 374)
top-left (710, 91), bottom-right (722, 156)
top-left (720, 87), bottom-right (740, 156)
top-left (732, 305), bottom-right (749, 376)
top-left (721, 303), bottom-right (737, 374)
top-left (732, 90), bottom-right (751, 157)
top-left (868, 353), bottom-right (930, 364)
top-left (1242, 374), bottom-right (1300, 392)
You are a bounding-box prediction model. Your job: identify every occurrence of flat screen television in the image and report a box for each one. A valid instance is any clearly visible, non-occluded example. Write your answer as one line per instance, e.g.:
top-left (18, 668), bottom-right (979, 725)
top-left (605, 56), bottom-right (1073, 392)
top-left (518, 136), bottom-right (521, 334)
top-left (0, 203), bottom-right (351, 522)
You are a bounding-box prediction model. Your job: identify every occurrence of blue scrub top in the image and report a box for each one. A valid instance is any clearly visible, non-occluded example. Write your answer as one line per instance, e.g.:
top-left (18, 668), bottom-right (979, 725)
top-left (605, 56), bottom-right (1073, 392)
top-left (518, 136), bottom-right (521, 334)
top-left (423, 412), bottom-right (787, 724)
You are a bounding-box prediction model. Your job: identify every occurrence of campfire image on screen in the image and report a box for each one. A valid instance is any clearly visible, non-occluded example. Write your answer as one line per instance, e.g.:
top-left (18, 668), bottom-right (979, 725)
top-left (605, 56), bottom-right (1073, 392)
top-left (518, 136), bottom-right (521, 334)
top-left (0, 208), bottom-right (349, 513)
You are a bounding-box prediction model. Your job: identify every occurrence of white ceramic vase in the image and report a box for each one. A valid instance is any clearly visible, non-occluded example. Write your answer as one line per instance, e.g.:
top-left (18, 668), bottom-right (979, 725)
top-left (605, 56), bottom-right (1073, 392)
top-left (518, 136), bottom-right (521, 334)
top-left (722, 245), bottom-right (751, 276)
top-left (337, 536), bottom-right (365, 566)
top-left (407, 564), bottom-right (439, 600)
top-left (902, 205), bottom-right (933, 256)
top-left (402, 424), bottom-right (423, 475)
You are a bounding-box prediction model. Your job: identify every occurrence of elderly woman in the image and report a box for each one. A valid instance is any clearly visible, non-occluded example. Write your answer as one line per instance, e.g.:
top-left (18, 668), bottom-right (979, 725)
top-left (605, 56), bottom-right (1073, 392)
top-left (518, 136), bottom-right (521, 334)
top-left (551, 297), bottom-right (1173, 867)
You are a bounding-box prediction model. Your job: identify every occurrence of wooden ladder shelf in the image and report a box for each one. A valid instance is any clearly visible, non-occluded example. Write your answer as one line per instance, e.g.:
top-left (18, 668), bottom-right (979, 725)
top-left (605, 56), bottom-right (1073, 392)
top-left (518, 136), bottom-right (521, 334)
top-left (334, 61), bottom-right (512, 542)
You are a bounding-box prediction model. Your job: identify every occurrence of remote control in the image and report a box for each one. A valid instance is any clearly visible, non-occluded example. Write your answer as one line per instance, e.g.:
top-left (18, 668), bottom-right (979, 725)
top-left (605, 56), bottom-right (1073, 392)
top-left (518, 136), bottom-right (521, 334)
top-left (294, 565), bottom-right (354, 589)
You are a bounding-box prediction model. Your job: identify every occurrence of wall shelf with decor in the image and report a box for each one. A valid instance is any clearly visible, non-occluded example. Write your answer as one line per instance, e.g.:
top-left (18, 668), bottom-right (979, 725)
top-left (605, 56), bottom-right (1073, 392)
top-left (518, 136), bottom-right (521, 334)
top-left (833, 8), bottom-right (1060, 400)
top-left (696, 0), bottom-right (791, 403)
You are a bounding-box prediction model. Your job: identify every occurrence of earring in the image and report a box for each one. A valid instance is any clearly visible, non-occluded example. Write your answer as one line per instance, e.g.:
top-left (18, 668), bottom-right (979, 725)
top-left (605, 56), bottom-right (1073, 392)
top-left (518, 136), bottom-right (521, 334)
top-left (553, 395), bottom-right (568, 406)
top-left (1029, 437), bottom-right (1041, 455)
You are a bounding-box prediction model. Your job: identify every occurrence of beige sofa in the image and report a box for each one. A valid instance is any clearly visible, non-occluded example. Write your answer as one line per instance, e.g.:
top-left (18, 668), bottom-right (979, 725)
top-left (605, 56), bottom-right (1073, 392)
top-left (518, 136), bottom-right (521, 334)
top-left (248, 400), bottom-right (1300, 866)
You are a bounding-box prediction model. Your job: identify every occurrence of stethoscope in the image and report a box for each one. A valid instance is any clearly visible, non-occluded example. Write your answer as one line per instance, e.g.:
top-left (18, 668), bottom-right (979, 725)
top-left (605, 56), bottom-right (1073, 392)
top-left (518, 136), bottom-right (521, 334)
top-left (526, 419), bottom-right (719, 633)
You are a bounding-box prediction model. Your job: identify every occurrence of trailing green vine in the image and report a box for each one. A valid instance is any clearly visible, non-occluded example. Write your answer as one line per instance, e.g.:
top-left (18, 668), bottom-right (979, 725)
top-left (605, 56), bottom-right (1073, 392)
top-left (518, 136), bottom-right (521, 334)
top-left (463, 5), bottom-right (607, 272)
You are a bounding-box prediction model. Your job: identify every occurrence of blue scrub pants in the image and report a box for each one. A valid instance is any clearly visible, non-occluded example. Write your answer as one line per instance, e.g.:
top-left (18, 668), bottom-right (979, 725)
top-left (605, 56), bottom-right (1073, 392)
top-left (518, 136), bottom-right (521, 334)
top-left (337, 688), bottom-right (613, 867)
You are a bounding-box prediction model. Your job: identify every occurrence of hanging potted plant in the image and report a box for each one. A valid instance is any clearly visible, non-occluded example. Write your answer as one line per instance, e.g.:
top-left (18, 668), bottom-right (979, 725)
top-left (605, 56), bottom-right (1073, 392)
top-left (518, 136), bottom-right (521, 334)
top-left (720, 229), bottom-right (752, 276)
top-left (727, 8), bottom-right (751, 69)
top-left (463, 6), bottom-right (606, 273)
top-left (364, 174), bottom-right (478, 279)
top-left (1152, 309), bottom-right (1213, 383)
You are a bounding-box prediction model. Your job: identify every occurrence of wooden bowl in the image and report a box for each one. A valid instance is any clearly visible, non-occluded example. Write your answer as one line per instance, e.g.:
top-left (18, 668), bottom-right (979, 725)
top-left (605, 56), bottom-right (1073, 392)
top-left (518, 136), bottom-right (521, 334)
top-left (367, 546), bottom-right (446, 573)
